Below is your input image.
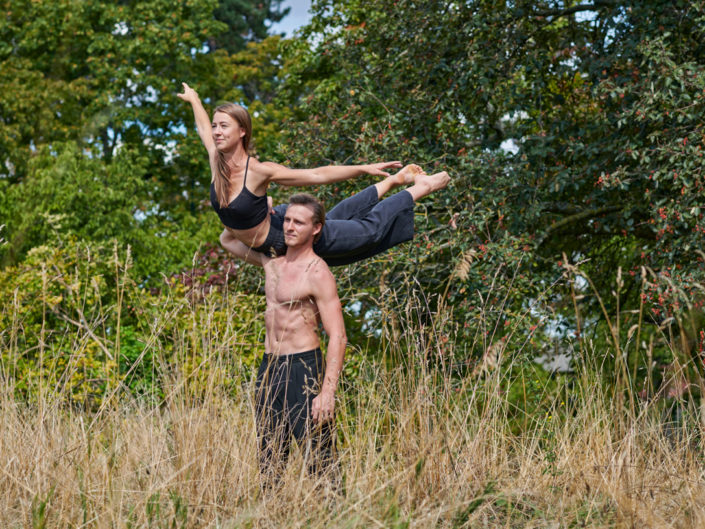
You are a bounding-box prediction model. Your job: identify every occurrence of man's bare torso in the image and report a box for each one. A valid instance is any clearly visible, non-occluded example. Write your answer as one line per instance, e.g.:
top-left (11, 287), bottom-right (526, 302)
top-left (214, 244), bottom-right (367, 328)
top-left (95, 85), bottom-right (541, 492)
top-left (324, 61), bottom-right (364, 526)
top-left (263, 255), bottom-right (323, 355)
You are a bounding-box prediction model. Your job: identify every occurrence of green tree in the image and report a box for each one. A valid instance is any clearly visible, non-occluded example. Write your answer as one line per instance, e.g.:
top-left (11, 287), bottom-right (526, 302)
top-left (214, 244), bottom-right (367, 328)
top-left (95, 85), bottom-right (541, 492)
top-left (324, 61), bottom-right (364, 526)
top-left (0, 238), bottom-right (265, 406)
top-left (212, 0), bottom-right (290, 54)
top-left (0, 0), bottom-right (226, 182)
top-left (0, 0), bottom-right (295, 277)
top-left (0, 141), bottom-right (220, 279)
top-left (277, 0), bottom-right (705, 366)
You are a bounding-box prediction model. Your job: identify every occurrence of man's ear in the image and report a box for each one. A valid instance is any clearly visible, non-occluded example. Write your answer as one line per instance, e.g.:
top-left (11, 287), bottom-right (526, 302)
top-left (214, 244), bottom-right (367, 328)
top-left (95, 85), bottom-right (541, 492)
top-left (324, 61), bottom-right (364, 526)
top-left (313, 223), bottom-right (322, 237)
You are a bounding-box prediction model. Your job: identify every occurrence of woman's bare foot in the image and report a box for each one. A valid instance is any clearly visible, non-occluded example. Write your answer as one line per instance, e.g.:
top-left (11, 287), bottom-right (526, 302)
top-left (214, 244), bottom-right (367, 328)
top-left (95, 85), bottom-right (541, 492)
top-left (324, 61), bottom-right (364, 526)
top-left (406, 171), bottom-right (450, 201)
top-left (393, 163), bottom-right (424, 185)
top-left (375, 164), bottom-right (425, 198)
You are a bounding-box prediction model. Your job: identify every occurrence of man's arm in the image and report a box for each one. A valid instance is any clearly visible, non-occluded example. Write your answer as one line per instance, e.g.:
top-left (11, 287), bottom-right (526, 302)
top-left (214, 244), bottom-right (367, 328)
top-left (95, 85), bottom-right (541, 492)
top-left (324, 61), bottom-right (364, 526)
top-left (310, 264), bottom-right (347, 424)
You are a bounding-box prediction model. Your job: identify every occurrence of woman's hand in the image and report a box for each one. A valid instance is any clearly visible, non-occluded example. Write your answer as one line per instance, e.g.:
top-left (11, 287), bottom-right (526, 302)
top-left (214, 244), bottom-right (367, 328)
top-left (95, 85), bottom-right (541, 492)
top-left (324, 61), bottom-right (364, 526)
top-left (177, 82), bottom-right (215, 158)
top-left (177, 82), bottom-right (199, 104)
top-left (362, 161), bottom-right (403, 177)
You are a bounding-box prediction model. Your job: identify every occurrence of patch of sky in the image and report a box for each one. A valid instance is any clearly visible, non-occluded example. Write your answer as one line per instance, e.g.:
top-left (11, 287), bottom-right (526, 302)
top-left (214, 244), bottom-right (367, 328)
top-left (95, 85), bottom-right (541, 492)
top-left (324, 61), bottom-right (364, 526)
top-left (113, 21), bottom-right (129, 36)
top-left (3, 159), bottom-right (15, 177)
top-left (169, 124), bottom-right (188, 137)
top-left (575, 4), bottom-right (622, 50)
top-left (153, 138), bottom-right (177, 164)
top-left (500, 139), bottom-right (520, 155)
top-left (528, 299), bottom-right (577, 372)
top-left (498, 110), bottom-right (529, 155)
top-left (574, 8), bottom-right (598, 24)
top-left (528, 255), bottom-right (591, 372)
top-left (346, 300), bottom-right (383, 337)
top-left (535, 350), bottom-right (573, 372)
top-left (134, 203), bottom-right (165, 223)
top-left (347, 300), bottom-right (362, 315)
top-left (268, 0), bottom-right (313, 37)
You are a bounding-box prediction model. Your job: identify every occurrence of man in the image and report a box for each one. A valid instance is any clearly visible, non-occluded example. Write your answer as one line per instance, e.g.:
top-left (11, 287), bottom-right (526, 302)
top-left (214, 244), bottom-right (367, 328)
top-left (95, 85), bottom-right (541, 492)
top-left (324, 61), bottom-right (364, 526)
top-left (233, 193), bottom-right (346, 485)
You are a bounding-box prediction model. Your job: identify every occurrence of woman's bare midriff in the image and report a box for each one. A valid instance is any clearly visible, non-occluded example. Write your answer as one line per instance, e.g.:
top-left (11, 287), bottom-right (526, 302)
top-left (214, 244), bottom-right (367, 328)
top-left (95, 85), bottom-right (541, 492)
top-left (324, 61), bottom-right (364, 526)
top-left (226, 216), bottom-right (272, 248)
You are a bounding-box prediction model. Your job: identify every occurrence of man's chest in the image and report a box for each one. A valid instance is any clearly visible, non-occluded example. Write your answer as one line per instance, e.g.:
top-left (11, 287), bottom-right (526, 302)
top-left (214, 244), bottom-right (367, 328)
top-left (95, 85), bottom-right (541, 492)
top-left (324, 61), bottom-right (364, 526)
top-left (265, 267), bottom-right (314, 305)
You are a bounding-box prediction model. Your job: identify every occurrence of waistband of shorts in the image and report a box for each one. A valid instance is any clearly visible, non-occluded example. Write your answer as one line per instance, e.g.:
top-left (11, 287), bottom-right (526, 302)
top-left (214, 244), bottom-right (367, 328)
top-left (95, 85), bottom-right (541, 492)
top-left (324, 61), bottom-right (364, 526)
top-left (251, 215), bottom-right (285, 256)
top-left (251, 228), bottom-right (278, 255)
top-left (263, 348), bottom-right (322, 363)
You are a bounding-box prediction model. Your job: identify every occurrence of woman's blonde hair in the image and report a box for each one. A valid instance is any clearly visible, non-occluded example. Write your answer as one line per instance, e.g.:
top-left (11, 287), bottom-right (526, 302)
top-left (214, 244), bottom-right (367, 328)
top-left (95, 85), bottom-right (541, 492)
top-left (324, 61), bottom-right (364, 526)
top-left (213, 103), bottom-right (253, 207)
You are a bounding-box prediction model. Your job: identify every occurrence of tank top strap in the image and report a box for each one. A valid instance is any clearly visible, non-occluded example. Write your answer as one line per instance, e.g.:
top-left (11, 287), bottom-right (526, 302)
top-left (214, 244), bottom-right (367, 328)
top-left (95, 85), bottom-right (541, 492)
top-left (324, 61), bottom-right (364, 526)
top-left (243, 155), bottom-right (251, 185)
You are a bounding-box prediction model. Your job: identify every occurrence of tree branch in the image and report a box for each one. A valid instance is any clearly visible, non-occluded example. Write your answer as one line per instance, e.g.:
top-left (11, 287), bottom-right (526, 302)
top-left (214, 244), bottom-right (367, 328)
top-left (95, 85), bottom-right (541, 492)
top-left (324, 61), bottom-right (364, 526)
top-left (529, 1), bottom-right (619, 20)
top-left (541, 202), bottom-right (584, 215)
top-left (537, 205), bottom-right (621, 246)
top-left (506, 0), bottom-right (619, 64)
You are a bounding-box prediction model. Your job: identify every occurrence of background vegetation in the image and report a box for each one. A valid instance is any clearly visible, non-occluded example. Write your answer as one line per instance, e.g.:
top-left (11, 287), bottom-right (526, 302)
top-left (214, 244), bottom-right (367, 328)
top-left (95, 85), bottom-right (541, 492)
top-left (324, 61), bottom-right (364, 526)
top-left (1, 0), bottom-right (704, 526)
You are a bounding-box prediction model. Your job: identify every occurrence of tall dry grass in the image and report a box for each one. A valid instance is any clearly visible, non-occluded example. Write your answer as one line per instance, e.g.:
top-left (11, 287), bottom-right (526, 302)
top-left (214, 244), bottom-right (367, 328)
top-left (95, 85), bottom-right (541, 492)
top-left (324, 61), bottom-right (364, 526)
top-left (1, 269), bottom-right (704, 528)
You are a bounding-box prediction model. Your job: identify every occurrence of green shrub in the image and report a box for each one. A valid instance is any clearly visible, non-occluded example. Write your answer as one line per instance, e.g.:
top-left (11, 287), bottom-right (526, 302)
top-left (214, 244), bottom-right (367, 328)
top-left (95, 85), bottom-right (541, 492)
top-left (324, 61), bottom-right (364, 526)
top-left (0, 239), bottom-right (265, 408)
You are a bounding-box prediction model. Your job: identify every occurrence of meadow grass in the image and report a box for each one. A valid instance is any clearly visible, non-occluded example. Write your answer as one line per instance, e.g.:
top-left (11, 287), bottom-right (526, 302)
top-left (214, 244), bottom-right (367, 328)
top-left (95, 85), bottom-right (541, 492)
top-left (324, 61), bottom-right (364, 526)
top-left (1, 262), bottom-right (704, 528)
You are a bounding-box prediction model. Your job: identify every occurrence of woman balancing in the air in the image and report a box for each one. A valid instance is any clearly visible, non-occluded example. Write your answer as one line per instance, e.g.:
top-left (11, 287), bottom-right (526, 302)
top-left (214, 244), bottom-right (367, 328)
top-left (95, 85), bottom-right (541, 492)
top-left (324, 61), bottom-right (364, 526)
top-left (177, 83), bottom-right (449, 266)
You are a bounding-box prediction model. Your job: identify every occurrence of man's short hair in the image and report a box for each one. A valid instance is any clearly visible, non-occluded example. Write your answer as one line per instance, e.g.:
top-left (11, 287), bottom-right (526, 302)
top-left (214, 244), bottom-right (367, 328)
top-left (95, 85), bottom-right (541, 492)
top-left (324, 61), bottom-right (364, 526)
top-left (289, 193), bottom-right (326, 243)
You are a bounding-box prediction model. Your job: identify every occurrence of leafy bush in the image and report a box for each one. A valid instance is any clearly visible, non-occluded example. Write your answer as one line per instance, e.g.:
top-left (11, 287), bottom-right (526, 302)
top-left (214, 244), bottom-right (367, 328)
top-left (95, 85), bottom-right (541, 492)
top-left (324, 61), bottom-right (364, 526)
top-left (0, 239), bottom-right (265, 408)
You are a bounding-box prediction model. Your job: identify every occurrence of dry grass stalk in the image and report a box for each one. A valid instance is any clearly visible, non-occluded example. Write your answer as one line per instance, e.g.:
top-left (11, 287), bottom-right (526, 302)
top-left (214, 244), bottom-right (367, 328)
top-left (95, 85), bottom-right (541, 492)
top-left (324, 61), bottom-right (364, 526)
top-left (1, 336), bottom-right (704, 527)
top-left (1, 264), bottom-right (704, 528)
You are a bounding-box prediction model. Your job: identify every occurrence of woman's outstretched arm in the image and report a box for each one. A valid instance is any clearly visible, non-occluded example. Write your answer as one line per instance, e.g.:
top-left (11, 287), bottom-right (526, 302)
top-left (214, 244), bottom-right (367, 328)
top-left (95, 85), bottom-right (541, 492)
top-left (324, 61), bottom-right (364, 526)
top-left (262, 160), bottom-right (403, 187)
top-left (177, 82), bottom-right (216, 158)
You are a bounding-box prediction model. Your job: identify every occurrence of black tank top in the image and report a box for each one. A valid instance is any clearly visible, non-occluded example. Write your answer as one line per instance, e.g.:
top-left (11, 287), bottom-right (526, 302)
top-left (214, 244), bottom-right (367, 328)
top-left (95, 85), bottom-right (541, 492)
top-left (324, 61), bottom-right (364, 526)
top-left (209, 156), bottom-right (268, 230)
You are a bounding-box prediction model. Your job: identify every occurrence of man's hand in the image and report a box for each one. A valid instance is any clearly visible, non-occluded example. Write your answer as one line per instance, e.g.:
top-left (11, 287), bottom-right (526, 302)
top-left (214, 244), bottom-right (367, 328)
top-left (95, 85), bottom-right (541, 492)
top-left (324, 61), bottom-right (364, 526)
top-left (311, 389), bottom-right (335, 424)
top-left (177, 82), bottom-right (199, 104)
top-left (363, 161), bottom-right (403, 177)
top-left (267, 196), bottom-right (275, 215)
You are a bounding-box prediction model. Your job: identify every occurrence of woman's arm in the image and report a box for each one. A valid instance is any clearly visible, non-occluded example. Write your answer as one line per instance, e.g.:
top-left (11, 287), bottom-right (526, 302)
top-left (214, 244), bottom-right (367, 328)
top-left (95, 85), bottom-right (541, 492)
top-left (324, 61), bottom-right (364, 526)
top-left (177, 82), bottom-right (216, 158)
top-left (219, 230), bottom-right (266, 267)
top-left (262, 160), bottom-right (402, 187)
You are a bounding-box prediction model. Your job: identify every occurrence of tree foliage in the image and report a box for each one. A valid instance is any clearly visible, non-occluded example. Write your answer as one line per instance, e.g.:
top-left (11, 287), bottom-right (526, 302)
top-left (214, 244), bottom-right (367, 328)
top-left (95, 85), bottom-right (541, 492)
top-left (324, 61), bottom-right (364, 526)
top-left (212, 0), bottom-right (290, 54)
top-left (0, 0), bottom-right (239, 275)
top-left (0, 0), bottom-right (230, 180)
top-left (0, 239), bottom-right (265, 407)
top-left (276, 0), bottom-right (705, 364)
top-left (1, 0), bottom-right (704, 392)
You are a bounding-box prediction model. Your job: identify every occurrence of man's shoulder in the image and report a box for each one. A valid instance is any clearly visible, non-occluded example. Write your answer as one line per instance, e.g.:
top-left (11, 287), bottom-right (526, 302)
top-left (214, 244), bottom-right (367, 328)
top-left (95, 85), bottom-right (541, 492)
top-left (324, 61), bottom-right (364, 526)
top-left (305, 257), bottom-right (336, 294)
top-left (307, 255), bottom-right (333, 277)
top-left (263, 253), bottom-right (283, 270)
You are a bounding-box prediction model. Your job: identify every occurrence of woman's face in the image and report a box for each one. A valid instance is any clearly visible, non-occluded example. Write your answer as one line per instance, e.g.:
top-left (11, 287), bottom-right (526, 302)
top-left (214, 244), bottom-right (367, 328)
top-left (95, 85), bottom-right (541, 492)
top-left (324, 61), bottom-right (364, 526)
top-left (212, 111), bottom-right (245, 152)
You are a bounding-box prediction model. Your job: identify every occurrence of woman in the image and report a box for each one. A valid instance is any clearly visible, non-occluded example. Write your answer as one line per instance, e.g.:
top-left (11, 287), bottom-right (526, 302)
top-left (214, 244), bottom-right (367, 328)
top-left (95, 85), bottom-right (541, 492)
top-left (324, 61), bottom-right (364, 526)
top-left (177, 83), bottom-right (449, 266)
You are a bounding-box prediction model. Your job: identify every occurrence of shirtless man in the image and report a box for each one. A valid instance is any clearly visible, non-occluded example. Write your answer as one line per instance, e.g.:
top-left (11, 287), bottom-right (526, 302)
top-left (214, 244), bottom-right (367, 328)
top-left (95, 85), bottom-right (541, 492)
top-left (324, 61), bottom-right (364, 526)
top-left (239, 193), bottom-right (346, 484)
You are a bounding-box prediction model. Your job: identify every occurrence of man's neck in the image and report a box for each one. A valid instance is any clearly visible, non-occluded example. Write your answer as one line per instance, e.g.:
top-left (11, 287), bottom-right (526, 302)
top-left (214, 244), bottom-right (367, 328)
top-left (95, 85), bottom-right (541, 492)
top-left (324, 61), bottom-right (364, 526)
top-left (283, 244), bottom-right (317, 263)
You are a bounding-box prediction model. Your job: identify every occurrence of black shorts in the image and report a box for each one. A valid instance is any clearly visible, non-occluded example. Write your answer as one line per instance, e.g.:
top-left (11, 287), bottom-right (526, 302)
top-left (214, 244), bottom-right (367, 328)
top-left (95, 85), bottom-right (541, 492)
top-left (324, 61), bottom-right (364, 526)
top-left (254, 348), bottom-right (336, 478)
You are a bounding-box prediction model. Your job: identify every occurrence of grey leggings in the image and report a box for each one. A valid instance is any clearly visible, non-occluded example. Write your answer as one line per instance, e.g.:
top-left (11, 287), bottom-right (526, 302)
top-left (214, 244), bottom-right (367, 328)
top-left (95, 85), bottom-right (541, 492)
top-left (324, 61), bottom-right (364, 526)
top-left (254, 186), bottom-right (415, 266)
